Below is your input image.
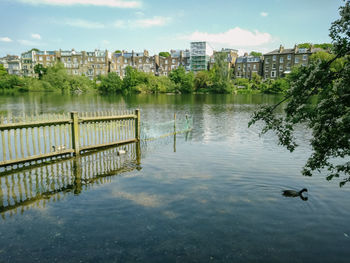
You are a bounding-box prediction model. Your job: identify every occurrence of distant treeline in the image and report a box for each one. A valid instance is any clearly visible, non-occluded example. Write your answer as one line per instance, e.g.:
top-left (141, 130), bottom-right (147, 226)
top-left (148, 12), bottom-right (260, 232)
top-left (0, 50), bottom-right (336, 95)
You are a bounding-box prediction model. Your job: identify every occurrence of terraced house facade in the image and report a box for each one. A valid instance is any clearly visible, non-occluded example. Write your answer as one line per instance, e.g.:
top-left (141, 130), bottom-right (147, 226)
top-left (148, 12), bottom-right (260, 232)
top-left (263, 45), bottom-right (313, 79)
top-left (21, 50), bottom-right (56, 77)
top-left (111, 50), bottom-right (157, 78)
top-left (235, 54), bottom-right (263, 79)
top-left (56, 49), bottom-right (111, 79)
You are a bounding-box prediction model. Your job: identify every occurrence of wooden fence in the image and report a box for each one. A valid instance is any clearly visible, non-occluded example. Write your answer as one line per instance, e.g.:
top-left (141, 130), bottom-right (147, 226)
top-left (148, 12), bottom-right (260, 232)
top-left (0, 142), bottom-right (141, 219)
top-left (0, 110), bottom-right (140, 169)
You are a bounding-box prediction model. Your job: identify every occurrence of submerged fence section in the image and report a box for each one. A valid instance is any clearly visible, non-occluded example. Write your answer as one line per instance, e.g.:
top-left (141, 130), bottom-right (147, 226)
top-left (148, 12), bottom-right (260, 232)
top-left (0, 142), bottom-right (141, 218)
top-left (0, 110), bottom-right (140, 169)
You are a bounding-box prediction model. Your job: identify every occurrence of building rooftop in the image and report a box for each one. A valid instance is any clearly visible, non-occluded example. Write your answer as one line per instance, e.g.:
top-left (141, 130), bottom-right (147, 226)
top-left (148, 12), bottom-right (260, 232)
top-left (236, 56), bottom-right (261, 63)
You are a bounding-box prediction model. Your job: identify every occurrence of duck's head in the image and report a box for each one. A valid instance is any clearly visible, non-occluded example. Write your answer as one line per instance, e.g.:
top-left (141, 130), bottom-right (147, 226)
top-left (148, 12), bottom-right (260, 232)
top-left (299, 188), bottom-right (308, 194)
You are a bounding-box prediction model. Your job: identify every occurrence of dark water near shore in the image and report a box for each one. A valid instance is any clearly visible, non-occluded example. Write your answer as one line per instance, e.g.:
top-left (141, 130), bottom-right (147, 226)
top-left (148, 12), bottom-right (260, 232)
top-left (0, 93), bottom-right (349, 263)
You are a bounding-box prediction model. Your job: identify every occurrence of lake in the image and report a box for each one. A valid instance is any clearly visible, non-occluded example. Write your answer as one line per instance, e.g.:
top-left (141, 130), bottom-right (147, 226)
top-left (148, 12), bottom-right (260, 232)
top-left (0, 93), bottom-right (349, 262)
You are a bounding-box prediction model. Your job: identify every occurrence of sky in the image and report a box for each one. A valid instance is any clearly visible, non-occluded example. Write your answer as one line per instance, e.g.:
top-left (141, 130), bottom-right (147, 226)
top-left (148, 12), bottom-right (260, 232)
top-left (0, 0), bottom-right (343, 57)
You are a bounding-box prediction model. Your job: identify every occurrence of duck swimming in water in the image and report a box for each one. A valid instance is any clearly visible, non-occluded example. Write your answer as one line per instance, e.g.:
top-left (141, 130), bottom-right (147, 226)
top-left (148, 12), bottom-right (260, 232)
top-left (282, 188), bottom-right (308, 201)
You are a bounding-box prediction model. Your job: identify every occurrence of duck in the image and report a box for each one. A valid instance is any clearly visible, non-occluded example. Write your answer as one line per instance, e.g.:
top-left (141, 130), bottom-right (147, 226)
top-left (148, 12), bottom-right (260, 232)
top-left (282, 188), bottom-right (308, 197)
top-left (282, 188), bottom-right (308, 201)
top-left (117, 147), bottom-right (127, 156)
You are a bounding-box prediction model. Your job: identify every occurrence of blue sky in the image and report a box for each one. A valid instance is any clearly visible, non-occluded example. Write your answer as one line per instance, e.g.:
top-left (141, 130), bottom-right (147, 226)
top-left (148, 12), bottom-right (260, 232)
top-left (0, 0), bottom-right (343, 56)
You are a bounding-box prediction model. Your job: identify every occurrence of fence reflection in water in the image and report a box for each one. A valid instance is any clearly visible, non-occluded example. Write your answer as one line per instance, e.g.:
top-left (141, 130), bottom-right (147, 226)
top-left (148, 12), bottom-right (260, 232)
top-left (0, 142), bottom-right (141, 220)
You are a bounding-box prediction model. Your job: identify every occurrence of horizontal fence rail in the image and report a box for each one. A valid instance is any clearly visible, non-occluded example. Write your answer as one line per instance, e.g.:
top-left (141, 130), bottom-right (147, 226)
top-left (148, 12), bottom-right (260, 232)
top-left (0, 142), bottom-right (141, 219)
top-left (0, 110), bottom-right (140, 169)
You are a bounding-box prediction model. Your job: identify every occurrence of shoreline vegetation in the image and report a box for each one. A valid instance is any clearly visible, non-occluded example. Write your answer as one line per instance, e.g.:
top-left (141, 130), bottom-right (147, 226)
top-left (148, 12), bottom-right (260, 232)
top-left (0, 50), bottom-right (333, 96)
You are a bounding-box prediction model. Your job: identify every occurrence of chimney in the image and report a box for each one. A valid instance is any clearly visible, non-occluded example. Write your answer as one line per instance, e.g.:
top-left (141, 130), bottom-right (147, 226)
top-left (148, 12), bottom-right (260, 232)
top-left (294, 44), bottom-right (298, 53)
top-left (279, 45), bottom-right (284, 53)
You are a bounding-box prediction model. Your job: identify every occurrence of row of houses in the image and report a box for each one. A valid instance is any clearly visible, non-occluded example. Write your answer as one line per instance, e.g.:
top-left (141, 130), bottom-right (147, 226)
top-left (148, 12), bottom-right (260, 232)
top-left (235, 45), bottom-right (324, 79)
top-left (0, 42), bottom-right (324, 80)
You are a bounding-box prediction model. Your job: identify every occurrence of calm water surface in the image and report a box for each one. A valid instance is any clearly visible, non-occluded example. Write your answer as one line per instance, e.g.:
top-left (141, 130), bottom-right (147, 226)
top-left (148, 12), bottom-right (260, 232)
top-left (0, 93), bottom-right (349, 263)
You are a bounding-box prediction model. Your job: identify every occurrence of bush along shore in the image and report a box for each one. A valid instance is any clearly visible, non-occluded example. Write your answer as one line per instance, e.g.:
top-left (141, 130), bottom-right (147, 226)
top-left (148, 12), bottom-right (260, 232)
top-left (1, 51), bottom-right (333, 95)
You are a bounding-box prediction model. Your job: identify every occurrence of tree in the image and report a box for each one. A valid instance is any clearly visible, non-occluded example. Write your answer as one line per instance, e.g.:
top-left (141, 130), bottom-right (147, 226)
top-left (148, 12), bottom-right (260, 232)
top-left (168, 66), bottom-right (194, 93)
top-left (297, 43), bottom-right (312, 49)
top-left (0, 64), bottom-right (8, 77)
top-left (194, 71), bottom-right (212, 92)
top-left (159, 52), bottom-right (170, 57)
top-left (313, 43), bottom-right (333, 50)
top-left (34, 64), bottom-right (47, 79)
top-left (249, 1), bottom-right (350, 186)
top-left (114, 50), bottom-right (122, 54)
top-left (209, 52), bottom-right (234, 93)
top-left (249, 51), bottom-right (262, 57)
top-left (98, 72), bottom-right (123, 93)
top-left (41, 62), bottom-right (70, 91)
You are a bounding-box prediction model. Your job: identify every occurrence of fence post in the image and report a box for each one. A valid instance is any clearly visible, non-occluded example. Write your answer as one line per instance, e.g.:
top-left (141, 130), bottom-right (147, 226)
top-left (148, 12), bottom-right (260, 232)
top-left (174, 113), bottom-right (177, 152)
top-left (70, 112), bottom-right (80, 156)
top-left (135, 109), bottom-right (140, 141)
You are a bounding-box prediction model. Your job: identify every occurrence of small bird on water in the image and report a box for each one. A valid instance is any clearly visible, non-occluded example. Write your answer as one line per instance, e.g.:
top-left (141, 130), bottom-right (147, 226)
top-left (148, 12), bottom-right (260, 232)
top-left (282, 188), bottom-right (308, 201)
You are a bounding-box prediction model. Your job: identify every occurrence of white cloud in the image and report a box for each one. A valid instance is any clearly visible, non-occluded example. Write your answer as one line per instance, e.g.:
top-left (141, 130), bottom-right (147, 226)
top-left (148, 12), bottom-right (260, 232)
top-left (114, 20), bottom-right (126, 28)
top-left (134, 11), bottom-right (144, 16)
top-left (134, 16), bottom-right (171, 28)
top-left (17, 0), bottom-right (141, 8)
top-left (260, 12), bottom-right (268, 17)
top-left (114, 16), bottom-right (171, 29)
top-left (18, 39), bottom-right (42, 46)
top-left (0, 37), bottom-right (12, 42)
top-left (180, 27), bottom-right (273, 48)
top-left (63, 19), bottom-right (105, 29)
top-left (31, 33), bottom-right (41, 39)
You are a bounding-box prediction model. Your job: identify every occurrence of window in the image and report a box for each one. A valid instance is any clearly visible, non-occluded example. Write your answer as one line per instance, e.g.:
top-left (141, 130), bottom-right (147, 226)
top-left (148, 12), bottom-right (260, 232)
top-left (238, 66), bottom-right (241, 70)
top-left (265, 58), bottom-right (269, 64)
top-left (302, 55), bottom-right (307, 60)
top-left (253, 64), bottom-right (257, 70)
top-left (279, 65), bottom-right (283, 71)
top-left (295, 57), bottom-right (299, 63)
top-left (68, 58), bottom-right (71, 62)
top-left (271, 71), bottom-right (276, 77)
top-left (280, 57), bottom-right (284, 63)
top-left (286, 63), bottom-right (291, 70)
top-left (47, 57), bottom-right (51, 61)
top-left (124, 59), bottom-right (127, 63)
top-left (172, 59), bottom-right (175, 64)
top-left (73, 58), bottom-right (78, 63)
top-left (265, 66), bottom-right (269, 72)
top-left (39, 56), bottom-right (43, 61)
top-left (272, 63), bottom-right (276, 70)
top-left (139, 59), bottom-right (142, 63)
top-left (273, 55), bottom-right (276, 61)
top-left (287, 55), bottom-right (291, 60)
top-left (165, 60), bottom-right (168, 64)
